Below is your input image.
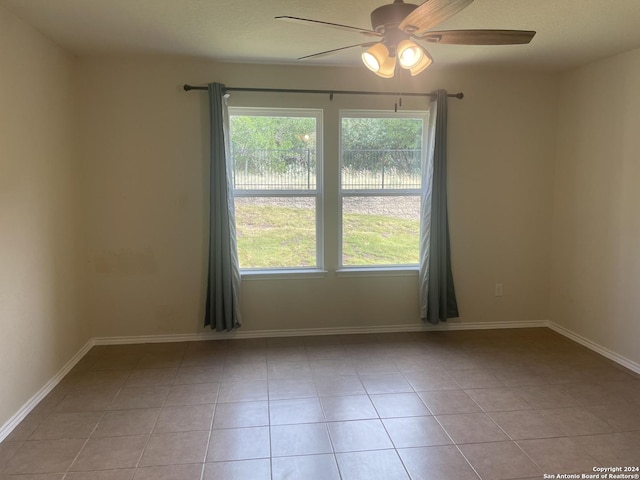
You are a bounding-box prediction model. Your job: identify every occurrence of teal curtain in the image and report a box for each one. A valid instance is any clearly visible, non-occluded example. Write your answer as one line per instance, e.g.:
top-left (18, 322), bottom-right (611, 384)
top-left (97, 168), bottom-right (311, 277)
top-left (204, 83), bottom-right (242, 331)
top-left (419, 89), bottom-right (459, 324)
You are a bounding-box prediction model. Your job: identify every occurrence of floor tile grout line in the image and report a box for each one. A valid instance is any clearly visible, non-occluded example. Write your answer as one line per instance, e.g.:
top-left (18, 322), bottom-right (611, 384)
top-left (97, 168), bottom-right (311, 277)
top-left (265, 370), bottom-right (274, 480)
top-left (313, 388), bottom-right (339, 471)
top-left (450, 443), bottom-right (488, 480)
top-left (132, 363), bottom-right (174, 473)
top-left (512, 439), bottom-right (552, 477)
top-left (0, 441), bottom-right (23, 475)
top-left (426, 389), bottom-right (513, 475)
top-left (320, 396), bottom-right (347, 480)
top-left (375, 407), bottom-right (417, 480)
top-left (583, 401), bottom-right (629, 432)
top-left (200, 398), bottom-right (218, 480)
top-left (60, 365), bottom-right (136, 477)
top-left (52, 410), bottom-right (107, 479)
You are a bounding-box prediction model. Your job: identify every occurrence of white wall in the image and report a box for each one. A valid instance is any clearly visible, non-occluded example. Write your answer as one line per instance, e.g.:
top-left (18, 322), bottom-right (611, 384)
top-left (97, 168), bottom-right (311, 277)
top-left (78, 57), bottom-right (558, 337)
top-left (0, 7), bottom-right (87, 429)
top-left (551, 47), bottom-right (640, 366)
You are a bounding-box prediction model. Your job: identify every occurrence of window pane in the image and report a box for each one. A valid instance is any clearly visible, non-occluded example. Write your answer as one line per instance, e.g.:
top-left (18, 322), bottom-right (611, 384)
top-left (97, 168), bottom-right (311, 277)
top-left (342, 196), bottom-right (420, 266)
top-left (341, 117), bottom-right (423, 190)
top-left (229, 109), bottom-right (321, 271)
top-left (235, 197), bottom-right (316, 269)
top-left (340, 113), bottom-right (426, 267)
top-left (230, 116), bottom-right (317, 190)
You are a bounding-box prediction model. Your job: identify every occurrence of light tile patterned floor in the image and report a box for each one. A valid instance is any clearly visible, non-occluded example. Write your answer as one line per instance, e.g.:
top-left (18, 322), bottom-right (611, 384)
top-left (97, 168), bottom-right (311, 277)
top-left (1, 328), bottom-right (639, 479)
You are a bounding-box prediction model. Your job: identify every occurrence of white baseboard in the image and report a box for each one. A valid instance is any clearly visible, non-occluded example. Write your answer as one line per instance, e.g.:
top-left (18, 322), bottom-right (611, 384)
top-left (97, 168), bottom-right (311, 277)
top-left (548, 321), bottom-right (640, 375)
top-left (3, 318), bottom-right (637, 443)
top-left (92, 319), bottom-right (549, 345)
top-left (0, 339), bottom-right (94, 443)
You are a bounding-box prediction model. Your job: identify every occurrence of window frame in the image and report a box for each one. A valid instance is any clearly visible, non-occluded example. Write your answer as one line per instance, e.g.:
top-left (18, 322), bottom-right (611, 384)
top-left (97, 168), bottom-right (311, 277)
top-left (228, 107), bottom-right (324, 275)
top-left (338, 109), bottom-right (429, 271)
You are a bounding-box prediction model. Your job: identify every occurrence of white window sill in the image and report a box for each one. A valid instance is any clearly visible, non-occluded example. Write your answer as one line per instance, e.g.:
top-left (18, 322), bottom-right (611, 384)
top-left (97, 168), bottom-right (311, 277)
top-left (241, 269), bottom-right (328, 280)
top-left (336, 267), bottom-right (419, 278)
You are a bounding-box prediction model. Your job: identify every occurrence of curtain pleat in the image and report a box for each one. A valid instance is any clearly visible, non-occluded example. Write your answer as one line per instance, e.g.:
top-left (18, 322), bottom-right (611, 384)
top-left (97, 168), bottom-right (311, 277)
top-left (204, 83), bottom-right (242, 331)
top-left (419, 89), bottom-right (459, 324)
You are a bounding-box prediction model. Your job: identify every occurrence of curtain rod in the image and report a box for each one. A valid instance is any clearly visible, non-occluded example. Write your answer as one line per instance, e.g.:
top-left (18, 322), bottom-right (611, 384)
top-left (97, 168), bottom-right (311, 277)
top-left (183, 84), bottom-right (463, 100)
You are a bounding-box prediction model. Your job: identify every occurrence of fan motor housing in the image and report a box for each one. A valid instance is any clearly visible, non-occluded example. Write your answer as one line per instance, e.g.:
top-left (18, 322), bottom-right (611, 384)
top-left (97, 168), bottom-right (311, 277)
top-left (370, 1), bottom-right (418, 33)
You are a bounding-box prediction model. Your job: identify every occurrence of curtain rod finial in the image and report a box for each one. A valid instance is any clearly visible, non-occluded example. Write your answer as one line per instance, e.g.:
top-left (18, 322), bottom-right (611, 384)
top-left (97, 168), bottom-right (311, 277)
top-left (183, 84), bottom-right (192, 91)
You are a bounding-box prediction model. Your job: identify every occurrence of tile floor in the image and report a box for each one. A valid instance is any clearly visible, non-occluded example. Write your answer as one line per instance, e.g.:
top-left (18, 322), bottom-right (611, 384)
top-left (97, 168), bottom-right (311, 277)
top-left (1, 328), bottom-right (639, 479)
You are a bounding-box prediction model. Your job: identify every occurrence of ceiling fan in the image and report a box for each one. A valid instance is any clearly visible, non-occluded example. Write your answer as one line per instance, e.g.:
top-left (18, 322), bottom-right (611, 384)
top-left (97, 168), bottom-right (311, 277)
top-left (276, 0), bottom-right (536, 78)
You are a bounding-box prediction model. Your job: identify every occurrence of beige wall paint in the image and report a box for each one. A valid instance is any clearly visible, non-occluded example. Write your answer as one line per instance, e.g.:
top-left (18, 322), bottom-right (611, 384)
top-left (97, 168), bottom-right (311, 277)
top-left (78, 57), bottom-right (558, 337)
top-left (0, 7), bottom-right (87, 428)
top-left (551, 47), bottom-right (640, 366)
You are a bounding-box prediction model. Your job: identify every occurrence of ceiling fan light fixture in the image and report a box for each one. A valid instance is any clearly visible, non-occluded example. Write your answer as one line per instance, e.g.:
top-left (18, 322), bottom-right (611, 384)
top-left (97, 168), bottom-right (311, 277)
top-left (397, 39), bottom-right (424, 69)
top-left (362, 42), bottom-right (390, 73)
top-left (408, 47), bottom-right (433, 76)
top-left (362, 42), bottom-right (397, 78)
top-left (377, 54), bottom-right (396, 78)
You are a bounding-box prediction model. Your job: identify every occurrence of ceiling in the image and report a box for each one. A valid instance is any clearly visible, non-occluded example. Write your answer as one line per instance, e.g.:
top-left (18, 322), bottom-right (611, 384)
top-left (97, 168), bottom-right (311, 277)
top-left (2, 0), bottom-right (640, 71)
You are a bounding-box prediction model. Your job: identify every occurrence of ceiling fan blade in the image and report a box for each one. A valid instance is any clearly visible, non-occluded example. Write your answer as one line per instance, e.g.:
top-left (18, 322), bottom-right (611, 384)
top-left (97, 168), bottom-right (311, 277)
top-left (298, 42), bottom-right (378, 60)
top-left (419, 29), bottom-right (536, 45)
top-left (276, 16), bottom-right (381, 37)
top-left (399, 0), bottom-right (473, 35)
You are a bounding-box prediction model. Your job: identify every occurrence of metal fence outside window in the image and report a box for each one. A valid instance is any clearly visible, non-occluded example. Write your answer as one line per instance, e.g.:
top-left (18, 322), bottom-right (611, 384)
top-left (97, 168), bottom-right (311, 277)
top-left (231, 147), bottom-right (316, 190)
top-left (231, 147), bottom-right (421, 190)
top-left (342, 149), bottom-right (421, 189)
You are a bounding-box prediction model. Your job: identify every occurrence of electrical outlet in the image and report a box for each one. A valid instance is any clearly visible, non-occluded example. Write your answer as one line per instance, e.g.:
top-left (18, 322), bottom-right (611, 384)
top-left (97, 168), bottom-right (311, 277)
top-left (495, 283), bottom-right (504, 297)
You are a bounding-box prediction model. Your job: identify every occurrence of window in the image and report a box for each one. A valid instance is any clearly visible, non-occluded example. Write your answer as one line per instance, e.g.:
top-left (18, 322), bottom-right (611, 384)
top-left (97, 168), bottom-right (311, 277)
top-left (228, 107), bottom-right (428, 274)
top-left (339, 111), bottom-right (428, 268)
top-left (229, 108), bottom-right (322, 271)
